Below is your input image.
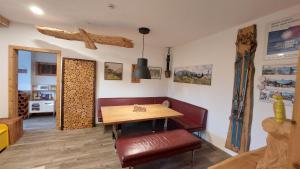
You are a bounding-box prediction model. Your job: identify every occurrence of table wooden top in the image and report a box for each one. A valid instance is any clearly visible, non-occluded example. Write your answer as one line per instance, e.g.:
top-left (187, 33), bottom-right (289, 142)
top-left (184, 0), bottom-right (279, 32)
top-left (101, 104), bottom-right (183, 125)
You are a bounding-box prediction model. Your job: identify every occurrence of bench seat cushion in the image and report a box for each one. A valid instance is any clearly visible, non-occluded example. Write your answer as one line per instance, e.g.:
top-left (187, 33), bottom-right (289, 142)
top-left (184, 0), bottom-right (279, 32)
top-left (169, 117), bottom-right (203, 131)
top-left (116, 129), bottom-right (201, 167)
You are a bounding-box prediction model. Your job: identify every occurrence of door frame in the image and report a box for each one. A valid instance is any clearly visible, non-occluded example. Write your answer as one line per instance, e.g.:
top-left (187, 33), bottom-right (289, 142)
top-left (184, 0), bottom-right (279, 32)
top-left (8, 45), bottom-right (62, 129)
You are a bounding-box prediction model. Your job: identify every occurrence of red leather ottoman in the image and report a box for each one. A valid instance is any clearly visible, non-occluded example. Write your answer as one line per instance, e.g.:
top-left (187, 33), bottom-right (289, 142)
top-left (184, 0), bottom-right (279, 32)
top-left (116, 129), bottom-right (202, 168)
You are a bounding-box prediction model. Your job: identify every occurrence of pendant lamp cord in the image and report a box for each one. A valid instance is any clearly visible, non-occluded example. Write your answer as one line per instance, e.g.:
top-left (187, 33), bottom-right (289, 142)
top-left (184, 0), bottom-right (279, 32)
top-left (142, 34), bottom-right (145, 58)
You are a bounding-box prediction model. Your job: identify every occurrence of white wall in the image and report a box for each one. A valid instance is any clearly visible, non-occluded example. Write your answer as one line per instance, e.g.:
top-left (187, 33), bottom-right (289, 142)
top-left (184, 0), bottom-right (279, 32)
top-left (18, 50), bottom-right (31, 91)
top-left (0, 23), bottom-right (168, 118)
top-left (168, 5), bottom-right (300, 155)
top-left (1, 4), bottom-right (299, 156)
top-left (31, 52), bottom-right (57, 86)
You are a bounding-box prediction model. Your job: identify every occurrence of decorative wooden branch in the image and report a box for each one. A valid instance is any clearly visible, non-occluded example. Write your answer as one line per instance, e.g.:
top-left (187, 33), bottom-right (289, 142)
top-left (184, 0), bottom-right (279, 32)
top-left (36, 26), bottom-right (134, 49)
top-left (78, 28), bottom-right (97, 49)
top-left (0, 15), bottom-right (10, 27)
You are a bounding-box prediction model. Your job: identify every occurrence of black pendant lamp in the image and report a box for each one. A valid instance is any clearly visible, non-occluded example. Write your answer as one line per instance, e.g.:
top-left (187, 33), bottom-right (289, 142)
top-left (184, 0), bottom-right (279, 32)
top-left (134, 27), bottom-right (151, 79)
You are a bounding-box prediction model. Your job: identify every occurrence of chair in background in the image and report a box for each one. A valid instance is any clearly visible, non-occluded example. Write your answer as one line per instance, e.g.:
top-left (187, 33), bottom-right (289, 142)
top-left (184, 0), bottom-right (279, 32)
top-left (162, 100), bottom-right (170, 107)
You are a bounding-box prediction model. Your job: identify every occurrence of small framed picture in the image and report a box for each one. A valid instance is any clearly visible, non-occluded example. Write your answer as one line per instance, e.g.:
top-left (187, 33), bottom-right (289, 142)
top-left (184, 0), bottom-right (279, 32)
top-left (104, 62), bottom-right (123, 80)
top-left (149, 67), bottom-right (162, 79)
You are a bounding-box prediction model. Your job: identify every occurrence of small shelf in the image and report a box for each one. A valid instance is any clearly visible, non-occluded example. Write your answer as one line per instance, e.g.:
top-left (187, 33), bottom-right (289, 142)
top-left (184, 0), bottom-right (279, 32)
top-left (32, 85), bottom-right (57, 91)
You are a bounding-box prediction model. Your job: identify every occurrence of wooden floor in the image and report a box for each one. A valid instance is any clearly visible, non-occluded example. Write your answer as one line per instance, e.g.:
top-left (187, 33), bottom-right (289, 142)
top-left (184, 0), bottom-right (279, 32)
top-left (0, 125), bottom-right (230, 169)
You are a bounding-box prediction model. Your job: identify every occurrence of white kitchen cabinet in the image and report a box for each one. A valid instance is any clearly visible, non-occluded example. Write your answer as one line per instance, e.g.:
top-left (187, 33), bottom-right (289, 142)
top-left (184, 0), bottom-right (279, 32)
top-left (29, 100), bottom-right (55, 117)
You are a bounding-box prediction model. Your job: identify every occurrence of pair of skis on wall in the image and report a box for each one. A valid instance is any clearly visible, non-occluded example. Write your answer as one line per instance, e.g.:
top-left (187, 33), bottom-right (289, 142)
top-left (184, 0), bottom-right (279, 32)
top-left (225, 25), bottom-right (257, 153)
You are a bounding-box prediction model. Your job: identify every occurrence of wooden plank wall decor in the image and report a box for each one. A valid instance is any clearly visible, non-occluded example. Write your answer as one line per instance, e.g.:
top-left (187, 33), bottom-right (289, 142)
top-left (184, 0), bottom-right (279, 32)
top-left (288, 51), bottom-right (300, 169)
top-left (0, 15), bottom-right (10, 27)
top-left (225, 25), bottom-right (257, 153)
top-left (62, 58), bottom-right (96, 130)
top-left (36, 26), bottom-right (134, 49)
top-left (131, 64), bottom-right (140, 83)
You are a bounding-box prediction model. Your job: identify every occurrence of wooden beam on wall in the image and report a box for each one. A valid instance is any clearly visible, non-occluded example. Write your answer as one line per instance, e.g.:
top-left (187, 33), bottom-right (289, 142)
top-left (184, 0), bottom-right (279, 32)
top-left (78, 28), bottom-right (97, 50)
top-left (0, 15), bottom-right (10, 27)
top-left (36, 26), bottom-right (134, 49)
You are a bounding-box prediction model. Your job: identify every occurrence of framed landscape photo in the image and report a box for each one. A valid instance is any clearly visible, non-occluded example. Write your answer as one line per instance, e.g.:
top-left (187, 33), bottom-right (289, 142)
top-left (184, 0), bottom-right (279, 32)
top-left (174, 64), bottom-right (213, 85)
top-left (149, 67), bottom-right (162, 79)
top-left (104, 62), bottom-right (123, 80)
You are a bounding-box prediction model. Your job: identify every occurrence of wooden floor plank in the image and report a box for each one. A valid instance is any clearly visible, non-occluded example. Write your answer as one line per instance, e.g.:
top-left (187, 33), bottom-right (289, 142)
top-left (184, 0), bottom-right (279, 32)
top-left (0, 126), bottom-right (229, 169)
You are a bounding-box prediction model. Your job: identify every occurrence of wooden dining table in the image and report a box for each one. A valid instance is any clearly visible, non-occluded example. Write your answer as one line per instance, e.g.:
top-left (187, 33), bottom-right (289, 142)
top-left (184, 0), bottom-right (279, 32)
top-left (101, 104), bottom-right (183, 139)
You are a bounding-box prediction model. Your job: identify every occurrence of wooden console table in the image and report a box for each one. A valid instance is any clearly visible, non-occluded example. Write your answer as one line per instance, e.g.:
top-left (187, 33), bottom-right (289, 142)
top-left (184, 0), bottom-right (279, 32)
top-left (0, 117), bottom-right (23, 144)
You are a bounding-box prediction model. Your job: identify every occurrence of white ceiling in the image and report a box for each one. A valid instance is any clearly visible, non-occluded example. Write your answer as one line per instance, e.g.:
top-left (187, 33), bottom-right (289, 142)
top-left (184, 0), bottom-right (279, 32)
top-left (0, 0), bottom-right (300, 47)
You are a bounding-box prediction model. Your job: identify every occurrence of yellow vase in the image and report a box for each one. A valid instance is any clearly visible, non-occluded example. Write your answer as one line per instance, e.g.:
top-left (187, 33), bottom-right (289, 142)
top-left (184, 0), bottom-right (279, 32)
top-left (273, 95), bottom-right (286, 123)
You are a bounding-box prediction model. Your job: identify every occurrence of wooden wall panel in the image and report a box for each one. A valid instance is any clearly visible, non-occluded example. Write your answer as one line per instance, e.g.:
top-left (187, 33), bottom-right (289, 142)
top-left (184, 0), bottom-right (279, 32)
top-left (56, 53), bottom-right (62, 129)
top-left (288, 52), bottom-right (300, 169)
top-left (62, 58), bottom-right (96, 130)
top-left (8, 46), bottom-right (18, 118)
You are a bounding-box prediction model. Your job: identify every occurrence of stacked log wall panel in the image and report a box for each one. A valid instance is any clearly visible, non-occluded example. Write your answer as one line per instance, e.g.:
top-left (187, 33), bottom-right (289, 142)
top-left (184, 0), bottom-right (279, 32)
top-left (62, 58), bottom-right (96, 130)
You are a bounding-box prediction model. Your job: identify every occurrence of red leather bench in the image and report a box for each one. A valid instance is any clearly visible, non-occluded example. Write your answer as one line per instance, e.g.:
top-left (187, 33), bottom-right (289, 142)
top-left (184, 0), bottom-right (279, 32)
top-left (116, 129), bottom-right (202, 168)
top-left (167, 98), bottom-right (208, 133)
top-left (97, 97), bottom-right (207, 133)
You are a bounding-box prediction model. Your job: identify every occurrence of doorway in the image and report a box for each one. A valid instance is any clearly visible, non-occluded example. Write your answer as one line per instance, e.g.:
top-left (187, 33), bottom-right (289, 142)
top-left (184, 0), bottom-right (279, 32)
top-left (8, 45), bottom-right (61, 129)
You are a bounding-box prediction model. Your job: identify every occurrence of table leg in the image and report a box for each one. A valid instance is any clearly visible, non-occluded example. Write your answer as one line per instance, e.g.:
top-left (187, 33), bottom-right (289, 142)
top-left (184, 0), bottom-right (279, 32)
top-left (152, 120), bottom-right (156, 132)
top-left (103, 124), bottom-right (106, 134)
top-left (112, 124), bottom-right (119, 149)
top-left (164, 118), bottom-right (168, 131)
top-left (112, 124), bottom-right (118, 140)
top-left (192, 149), bottom-right (196, 167)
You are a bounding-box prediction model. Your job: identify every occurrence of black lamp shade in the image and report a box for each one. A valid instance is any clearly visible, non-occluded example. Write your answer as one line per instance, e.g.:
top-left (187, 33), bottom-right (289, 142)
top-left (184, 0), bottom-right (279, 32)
top-left (134, 58), bottom-right (151, 79)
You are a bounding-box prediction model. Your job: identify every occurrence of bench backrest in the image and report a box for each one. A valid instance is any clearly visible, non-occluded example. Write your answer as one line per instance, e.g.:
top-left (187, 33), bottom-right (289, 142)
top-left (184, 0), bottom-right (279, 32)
top-left (168, 98), bottom-right (208, 130)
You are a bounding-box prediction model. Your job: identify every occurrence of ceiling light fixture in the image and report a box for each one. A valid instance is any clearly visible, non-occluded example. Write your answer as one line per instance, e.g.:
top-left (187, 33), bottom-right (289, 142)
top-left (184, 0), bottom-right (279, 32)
top-left (134, 27), bottom-right (151, 79)
top-left (29, 5), bottom-right (44, 15)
